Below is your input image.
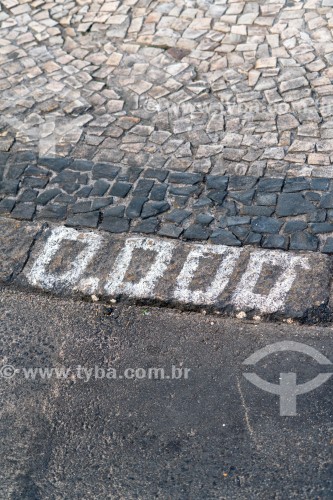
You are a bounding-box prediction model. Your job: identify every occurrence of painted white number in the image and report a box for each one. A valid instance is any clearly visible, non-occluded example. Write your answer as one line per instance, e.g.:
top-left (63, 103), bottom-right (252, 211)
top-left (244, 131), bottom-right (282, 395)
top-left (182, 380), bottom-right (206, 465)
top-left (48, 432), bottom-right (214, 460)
top-left (231, 250), bottom-right (310, 313)
top-left (104, 237), bottom-right (175, 298)
top-left (27, 226), bottom-right (102, 290)
top-left (174, 245), bottom-right (243, 305)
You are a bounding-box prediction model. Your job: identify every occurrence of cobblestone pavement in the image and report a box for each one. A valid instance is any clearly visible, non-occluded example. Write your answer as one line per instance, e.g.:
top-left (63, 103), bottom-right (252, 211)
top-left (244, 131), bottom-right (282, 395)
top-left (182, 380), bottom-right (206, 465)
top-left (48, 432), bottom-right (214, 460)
top-left (1, 0), bottom-right (333, 251)
top-left (2, 153), bottom-right (333, 252)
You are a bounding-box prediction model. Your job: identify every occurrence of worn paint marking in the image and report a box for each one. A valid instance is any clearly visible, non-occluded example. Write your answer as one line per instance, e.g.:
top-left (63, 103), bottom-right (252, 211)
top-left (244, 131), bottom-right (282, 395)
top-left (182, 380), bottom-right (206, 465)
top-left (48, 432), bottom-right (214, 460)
top-left (174, 245), bottom-right (243, 305)
top-left (28, 226), bottom-right (103, 290)
top-left (231, 251), bottom-right (310, 314)
top-left (26, 227), bottom-right (316, 314)
top-left (104, 237), bottom-right (175, 298)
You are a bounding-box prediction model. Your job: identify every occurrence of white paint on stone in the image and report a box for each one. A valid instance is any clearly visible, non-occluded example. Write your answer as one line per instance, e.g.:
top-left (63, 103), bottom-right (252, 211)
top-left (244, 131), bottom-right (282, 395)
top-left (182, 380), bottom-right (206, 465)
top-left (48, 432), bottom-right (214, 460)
top-left (231, 250), bottom-right (310, 314)
top-left (104, 237), bottom-right (175, 298)
top-left (27, 226), bottom-right (102, 290)
top-left (27, 228), bottom-right (315, 315)
top-left (78, 276), bottom-right (100, 294)
top-left (174, 245), bottom-right (243, 305)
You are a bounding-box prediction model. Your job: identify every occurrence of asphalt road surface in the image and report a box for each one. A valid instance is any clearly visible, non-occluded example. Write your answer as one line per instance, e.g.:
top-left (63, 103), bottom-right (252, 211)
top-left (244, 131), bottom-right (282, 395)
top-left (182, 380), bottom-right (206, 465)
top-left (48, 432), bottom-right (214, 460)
top-left (0, 286), bottom-right (332, 499)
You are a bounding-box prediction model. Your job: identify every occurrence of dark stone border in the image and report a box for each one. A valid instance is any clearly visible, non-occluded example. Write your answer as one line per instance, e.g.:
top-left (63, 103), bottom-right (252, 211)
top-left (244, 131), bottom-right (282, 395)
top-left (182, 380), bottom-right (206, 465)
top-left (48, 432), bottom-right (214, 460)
top-left (1, 154), bottom-right (333, 253)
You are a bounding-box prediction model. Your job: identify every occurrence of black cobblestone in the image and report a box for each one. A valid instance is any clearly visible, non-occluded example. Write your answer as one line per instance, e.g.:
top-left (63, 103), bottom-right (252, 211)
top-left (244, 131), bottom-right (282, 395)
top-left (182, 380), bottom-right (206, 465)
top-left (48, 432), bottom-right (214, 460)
top-left (36, 188), bottom-right (62, 205)
top-left (311, 179), bottom-right (330, 191)
top-left (183, 224), bottom-right (211, 241)
top-left (290, 232), bottom-right (319, 252)
top-left (251, 217), bottom-right (283, 234)
top-left (169, 185), bottom-right (199, 196)
top-left (0, 198), bottom-right (15, 214)
top-left (168, 172), bottom-right (203, 184)
top-left (244, 232), bottom-right (262, 246)
top-left (6, 164), bottom-right (28, 180)
top-left (66, 211), bottom-right (99, 228)
top-left (229, 190), bottom-right (254, 205)
top-left (158, 224), bottom-right (183, 239)
top-left (39, 157), bottom-right (73, 172)
top-left (210, 229), bottom-right (241, 246)
top-left (132, 179), bottom-right (154, 197)
top-left (126, 197), bottom-right (147, 219)
top-left (37, 204), bottom-right (67, 221)
top-left (284, 220), bottom-right (307, 233)
top-left (276, 194), bottom-right (316, 216)
top-left (1, 156), bottom-right (333, 253)
top-left (100, 216), bottom-right (130, 233)
top-left (0, 180), bottom-right (19, 195)
top-left (283, 178), bottom-right (310, 192)
top-left (110, 182), bottom-right (132, 198)
top-left (257, 178), bottom-right (284, 192)
top-left (150, 184), bottom-right (167, 201)
top-left (92, 163), bottom-right (120, 180)
top-left (195, 213), bottom-right (214, 226)
top-left (322, 238), bottom-right (333, 254)
top-left (262, 235), bottom-right (288, 250)
top-left (141, 201), bottom-right (170, 219)
top-left (165, 209), bottom-right (191, 224)
top-left (207, 190), bottom-right (227, 205)
top-left (131, 218), bottom-right (159, 234)
top-left (229, 176), bottom-right (258, 191)
top-left (103, 206), bottom-right (125, 218)
top-left (143, 168), bottom-right (168, 182)
top-left (76, 186), bottom-right (93, 198)
top-left (10, 203), bottom-right (35, 220)
top-left (91, 197), bottom-right (113, 210)
top-left (72, 201), bottom-right (92, 214)
top-left (320, 193), bottom-right (333, 209)
top-left (206, 175), bottom-right (228, 190)
top-left (71, 160), bottom-right (94, 172)
top-left (90, 180), bottom-right (109, 197)
top-left (19, 189), bottom-right (38, 202)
